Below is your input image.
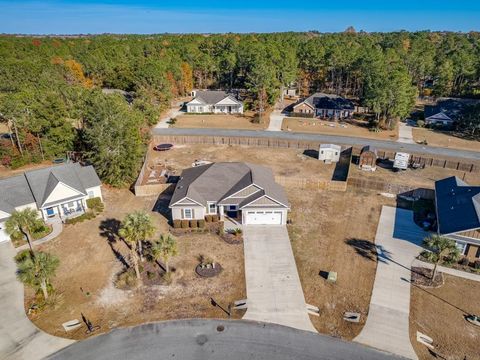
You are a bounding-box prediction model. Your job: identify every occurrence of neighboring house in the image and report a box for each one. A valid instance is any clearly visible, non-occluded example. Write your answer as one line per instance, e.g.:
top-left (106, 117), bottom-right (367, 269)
top-left (318, 144), bottom-right (341, 164)
top-left (434, 177), bottom-right (480, 260)
top-left (186, 90), bottom-right (244, 114)
top-left (169, 162), bottom-right (290, 225)
top-left (424, 98), bottom-right (479, 127)
top-left (359, 146), bottom-right (377, 171)
top-left (0, 163), bottom-right (102, 240)
top-left (292, 93), bottom-right (354, 119)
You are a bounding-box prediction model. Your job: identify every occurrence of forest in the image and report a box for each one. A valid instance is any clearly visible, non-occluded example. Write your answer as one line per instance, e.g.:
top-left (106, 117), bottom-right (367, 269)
top-left (0, 31), bottom-right (479, 186)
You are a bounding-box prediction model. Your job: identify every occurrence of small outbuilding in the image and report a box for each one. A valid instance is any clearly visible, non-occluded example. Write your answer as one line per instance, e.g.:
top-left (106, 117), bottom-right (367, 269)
top-left (359, 146), bottom-right (377, 171)
top-left (318, 144), bottom-right (341, 164)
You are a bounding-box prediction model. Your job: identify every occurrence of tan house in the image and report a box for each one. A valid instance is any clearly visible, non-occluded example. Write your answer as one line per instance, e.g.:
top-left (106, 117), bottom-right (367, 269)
top-left (169, 162), bottom-right (290, 225)
top-left (292, 93), bottom-right (354, 119)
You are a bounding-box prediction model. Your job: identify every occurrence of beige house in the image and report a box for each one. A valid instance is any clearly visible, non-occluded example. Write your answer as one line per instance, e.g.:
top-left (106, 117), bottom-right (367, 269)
top-left (186, 90), bottom-right (244, 114)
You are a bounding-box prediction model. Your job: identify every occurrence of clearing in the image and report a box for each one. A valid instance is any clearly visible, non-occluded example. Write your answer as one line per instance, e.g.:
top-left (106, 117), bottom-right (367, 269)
top-left (409, 274), bottom-right (480, 360)
top-left (282, 117), bottom-right (398, 141)
top-left (412, 127), bottom-right (480, 152)
top-left (171, 113), bottom-right (268, 130)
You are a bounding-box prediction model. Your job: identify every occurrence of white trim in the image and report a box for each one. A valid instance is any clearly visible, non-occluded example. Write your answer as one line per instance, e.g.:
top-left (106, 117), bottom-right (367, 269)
top-left (170, 196), bottom-right (204, 207)
top-left (207, 202), bottom-right (217, 214)
top-left (41, 181), bottom-right (86, 207)
top-left (222, 184), bottom-right (262, 200)
top-left (183, 208), bottom-right (193, 219)
top-left (240, 194), bottom-right (289, 209)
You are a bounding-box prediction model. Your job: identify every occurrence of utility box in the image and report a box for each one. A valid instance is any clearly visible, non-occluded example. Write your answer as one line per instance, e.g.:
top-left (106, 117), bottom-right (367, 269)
top-left (393, 152), bottom-right (410, 170)
top-left (327, 271), bottom-right (337, 283)
top-left (318, 144), bottom-right (341, 164)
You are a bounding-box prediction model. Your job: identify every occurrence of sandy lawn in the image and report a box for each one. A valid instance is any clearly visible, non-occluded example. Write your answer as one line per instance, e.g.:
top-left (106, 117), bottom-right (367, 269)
top-left (172, 113), bottom-right (267, 130)
top-left (412, 128), bottom-right (480, 152)
top-left (282, 117), bottom-right (398, 141)
top-left (409, 275), bottom-right (480, 360)
top-left (28, 187), bottom-right (246, 340)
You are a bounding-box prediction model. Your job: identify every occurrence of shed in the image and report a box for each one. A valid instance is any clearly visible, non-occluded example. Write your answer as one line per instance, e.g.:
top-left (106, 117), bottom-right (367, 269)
top-left (318, 144), bottom-right (341, 164)
top-left (359, 146), bottom-right (377, 171)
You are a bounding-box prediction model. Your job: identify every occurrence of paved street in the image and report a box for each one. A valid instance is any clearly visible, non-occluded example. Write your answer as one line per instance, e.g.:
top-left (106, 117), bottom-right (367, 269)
top-left (49, 319), bottom-right (401, 360)
top-left (0, 242), bottom-right (74, 360)
top-left (242, 225), bottom-right (317, 332)
top-left (354, 206), bottom-right (427, 360)
top-left (152, 127), bottom-right (480, 161)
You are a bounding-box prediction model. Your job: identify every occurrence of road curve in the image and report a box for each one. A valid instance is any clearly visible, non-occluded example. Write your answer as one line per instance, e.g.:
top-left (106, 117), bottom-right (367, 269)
top-left (152, 128), bottom-right (480, 161)
top-left (48, 319), bottom-right (405, 360)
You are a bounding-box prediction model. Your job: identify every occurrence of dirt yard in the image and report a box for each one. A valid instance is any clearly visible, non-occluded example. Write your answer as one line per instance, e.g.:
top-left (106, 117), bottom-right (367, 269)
top-left (412, 128), bottom-right (480, 152)
top-left (172, 112), bottom-right (267, 130)
top-left (28, 187), bottom-right (246, 340)
top-left (409, 275), bottom-right (480, 360)
top-left (282, 117), bottom-right (398, 141)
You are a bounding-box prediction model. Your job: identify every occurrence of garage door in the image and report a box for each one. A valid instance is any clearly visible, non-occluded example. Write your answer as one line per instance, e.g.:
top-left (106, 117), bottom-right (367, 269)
top-left (245, 211), bottom-right (282, 225)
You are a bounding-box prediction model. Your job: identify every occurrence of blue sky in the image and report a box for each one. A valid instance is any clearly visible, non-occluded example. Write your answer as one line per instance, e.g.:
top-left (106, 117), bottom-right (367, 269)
top-left (1, 0), bottom-right (479, 34)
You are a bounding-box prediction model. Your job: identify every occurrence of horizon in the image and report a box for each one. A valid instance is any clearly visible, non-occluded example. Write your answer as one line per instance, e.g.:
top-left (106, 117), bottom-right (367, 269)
top-left (1, 0), bottom-right (480, 34)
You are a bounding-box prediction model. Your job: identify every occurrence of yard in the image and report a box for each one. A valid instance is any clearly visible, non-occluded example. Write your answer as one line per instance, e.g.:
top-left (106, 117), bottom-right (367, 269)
top-left (282, 117), bottom-right (398, 141)
top-left (171, 112), bottom-right (268, 130)
top-left (412, 127), bottom-right (480, 152)
top-left (28, 187), bottom-right (246, 340)
top-left (409, 275), bottom-right (480, 360)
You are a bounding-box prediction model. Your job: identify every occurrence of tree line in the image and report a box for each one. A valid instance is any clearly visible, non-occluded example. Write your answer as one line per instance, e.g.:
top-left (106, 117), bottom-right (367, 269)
top-left (0, 31), bottom-right (479, 185)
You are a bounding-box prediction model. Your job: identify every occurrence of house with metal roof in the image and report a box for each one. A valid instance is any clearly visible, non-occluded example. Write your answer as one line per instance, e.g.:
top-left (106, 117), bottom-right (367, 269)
top-left (186, 90), bottom-right (244, 114)
top-left (169, 162), bottom-right (289, 225)
top-left (292, 93), bottom-right (354, 119)
top-left (434, 176), bottom-right (480, 259)
top-left (0, 163), bottom-right (102, 242)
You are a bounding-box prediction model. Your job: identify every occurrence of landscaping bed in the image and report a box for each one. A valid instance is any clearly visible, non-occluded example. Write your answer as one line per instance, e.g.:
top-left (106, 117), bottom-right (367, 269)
top-left (411, 267), bottom-right (444, 287)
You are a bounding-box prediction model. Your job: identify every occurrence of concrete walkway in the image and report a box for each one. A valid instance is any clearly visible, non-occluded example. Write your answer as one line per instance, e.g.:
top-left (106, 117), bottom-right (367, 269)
top-left (242, 225), bottom-right (317, 332)
top-left (155, 102), bottom-right (184, 129)
top-left (412, 258), bottom-right (480, 282)
top-left (16, 219), bottom-right (63, 252)
top-left (397, 122), bottom-right (415, 144)
top-left (0, 242), bottom-right (74, 360)
top-left (355, 206), bottom-right (428, 360)
top-left (266, 111), bottom-right (284, 131)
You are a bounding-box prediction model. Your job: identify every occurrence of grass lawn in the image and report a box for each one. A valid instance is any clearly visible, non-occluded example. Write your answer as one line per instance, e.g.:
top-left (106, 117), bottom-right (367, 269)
top-left (412, 127), bottom-right (480, 152)
top-left (282, 117), bottom-right (398, 141)
top-left (410, 274), bottom-right (480, 360)
top-left (171, 113), bottom-right (268, 130)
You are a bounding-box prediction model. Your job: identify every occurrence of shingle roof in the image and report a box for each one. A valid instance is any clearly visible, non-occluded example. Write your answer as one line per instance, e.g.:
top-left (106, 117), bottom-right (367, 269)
top-left (435, 176), bottom-right (480, 235)
top-left (169, 162), bottom-right (289, 209)
top-left (193, 91), bottom-right (237, 105)
top-left (0, 175), bottom-right (36, 214)
top-left (301, 93), bottom-right (354, 111)
top-left (425, 98), bottom-right (480, 122)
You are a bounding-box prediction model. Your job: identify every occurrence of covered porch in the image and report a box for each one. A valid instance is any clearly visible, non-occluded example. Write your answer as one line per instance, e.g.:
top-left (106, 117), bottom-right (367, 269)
top-left (42, 198), bottom-right (87, 222)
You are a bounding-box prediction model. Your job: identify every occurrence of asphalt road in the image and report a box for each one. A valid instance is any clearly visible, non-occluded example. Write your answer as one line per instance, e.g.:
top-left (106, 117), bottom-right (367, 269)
top-left (48, 319), bottom-right (405, 360)
top-left (152, 128), bottom-right (480, 161)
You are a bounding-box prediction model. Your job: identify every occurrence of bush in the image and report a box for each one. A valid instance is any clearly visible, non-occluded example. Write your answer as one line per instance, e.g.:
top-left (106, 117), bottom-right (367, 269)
top-left (190, 220), bottom-right (198, 228)
top-left (173, 219), bottom-right (181, 228)
top-left (459, 257), bottom-right (470, 266)
top-left (10, 156), bottom-right (29, 170)
top-left (205, 215), bottom-right (212, 222)
top-left (198, 219), bottom-right (206, 228)
top-left (114, 269), bottom-right (138, 289)
top-left (474, 260), bottom-right (480, 270)
top-left (416, 120), bottom-right (425, 128)
top-left (65, 212), bottom-right (96, 225)
top-left (212, 214), bottom-right (220, 222)
top-left (181, 220), bottom-right (189, 229)
top-left (86, 197), bottom-right (104, 213)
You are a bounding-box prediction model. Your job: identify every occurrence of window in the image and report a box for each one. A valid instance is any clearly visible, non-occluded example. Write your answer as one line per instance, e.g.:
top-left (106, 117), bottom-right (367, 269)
top-left (183, 208), bottom-right (193, 219)
top-left (88, 191), bottom-right (95, 199)
top-left (67, 201), bottom-right (75, 208)
top-left (320, 151), bottom-right (324, 154)
top-left (456, 241), bottom-right (467, 255)
top-left (208, 203), bottom-right (216, 214)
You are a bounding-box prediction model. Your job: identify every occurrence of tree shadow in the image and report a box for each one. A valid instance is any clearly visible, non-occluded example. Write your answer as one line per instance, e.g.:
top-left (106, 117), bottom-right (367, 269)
top-left (345, 238), bottom-right (393, 263)
top-left (99, 218), bottom-right (129, 268)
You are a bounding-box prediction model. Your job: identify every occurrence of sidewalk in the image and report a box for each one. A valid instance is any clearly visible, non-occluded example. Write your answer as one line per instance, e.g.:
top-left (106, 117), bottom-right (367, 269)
top-left (412, 258), bottom-right (480, 282)
top-left (16, 219), bottom-right (63, 252)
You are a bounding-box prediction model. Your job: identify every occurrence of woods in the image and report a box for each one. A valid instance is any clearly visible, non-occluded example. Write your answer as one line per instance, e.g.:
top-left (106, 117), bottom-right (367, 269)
top-left (0, 31), bottom-right (479, 185)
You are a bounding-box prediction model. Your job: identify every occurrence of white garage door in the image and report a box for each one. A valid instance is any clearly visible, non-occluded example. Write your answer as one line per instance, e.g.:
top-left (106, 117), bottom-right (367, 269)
top-left (245, 211), bottom-right (282, 225)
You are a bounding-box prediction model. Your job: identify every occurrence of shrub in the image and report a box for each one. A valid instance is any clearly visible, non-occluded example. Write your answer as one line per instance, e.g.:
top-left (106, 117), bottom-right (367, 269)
top-left (474, 260), bottom-right (480, 270)
top-left (173, 219), bottom-right (181, 228)
top-left (416, 120), bottom-right (425, 128)
top-left (459, 257), bottom-right (470, 266)
top-left (65, 212), bottom-right (96, 225)
top-left (181, 220), bottom-right (189, 229)
top-left (190, 220), bottom-right (198, 228)
top-left (212, 214), bottom-right (220, 222)
top-left (10, 156), bottom-right (29, 170)
top-left (198, 219), bottom-right (206, 228)
top-left (114, 269), bottom-right (138, 289)
top-left (86, 197), bottom-right (104, 213)
top-left (205, 215), bottom-right (212, 222)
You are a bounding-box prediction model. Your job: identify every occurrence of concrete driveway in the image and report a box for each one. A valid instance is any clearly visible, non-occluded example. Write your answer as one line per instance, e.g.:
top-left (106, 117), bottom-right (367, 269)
top-left (397, 122), bottom-right (415, 144)
top-left (0, 242), bottom-right (73, 360)
top-left (242, 226), bottom-right (317, 332)
top-left (354, 206), bottom-right (427, 360)
top-left (266, 111), bottom-right (284, 131)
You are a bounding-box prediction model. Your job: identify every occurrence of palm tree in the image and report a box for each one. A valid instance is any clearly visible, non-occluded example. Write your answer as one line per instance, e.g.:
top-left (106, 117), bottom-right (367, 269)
top-left (422, 235), bottom-right (461, 282)
top-left (119, 223), bottom-right (141, 280)
top-left (6, 208), bottom-right (44, 254)
top-left (15, 250), bottom-right (59, 300)
top-left (150, 234), bottom-right (178, 274)
top-left (121, 211), bottom-right (155, 262)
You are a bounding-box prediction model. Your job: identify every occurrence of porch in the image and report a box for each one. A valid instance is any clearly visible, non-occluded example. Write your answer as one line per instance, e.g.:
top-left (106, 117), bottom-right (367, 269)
top-left (43, 198), bottom-right (87, 223)
top-left (213, 105), bottom-right (242, 114)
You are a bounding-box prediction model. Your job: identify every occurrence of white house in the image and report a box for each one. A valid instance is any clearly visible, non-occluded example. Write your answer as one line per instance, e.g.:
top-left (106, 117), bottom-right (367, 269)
top-left (186, 91), bottom-right (243, 114)
top-left (318, 144), bottom-right (341, 164)
top-left (0, 163), bottom-right (103, 242)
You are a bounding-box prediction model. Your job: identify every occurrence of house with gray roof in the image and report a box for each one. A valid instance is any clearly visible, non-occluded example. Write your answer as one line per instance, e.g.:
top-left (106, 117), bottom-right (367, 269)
top-left (424, 98), bottom-right (480, 127)
top-left (186, 90), bottom-right (244, 114)
top-left (0, 163), bottom-right (102, 242)
top-left (292, 93), bottom-right (354, 119)
top-left (434, 176), bottom-right (480, 260)
top-left (169, 162), bottom-right (289, 225)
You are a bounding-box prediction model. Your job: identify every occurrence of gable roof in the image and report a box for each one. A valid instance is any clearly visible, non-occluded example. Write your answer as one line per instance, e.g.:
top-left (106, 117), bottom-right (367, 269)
top-left (0, 175), bottom-right (36, 214)
top-left (190, 91), bottom-right (240, 106)
top-left (296, 93), bottom-right (354, 111)
top-left (425, 98), bottom-right (480, 122)
top-left (435, 176), bottom-right (480, 235)
top-left (169, 162), bottom-right (289, 209)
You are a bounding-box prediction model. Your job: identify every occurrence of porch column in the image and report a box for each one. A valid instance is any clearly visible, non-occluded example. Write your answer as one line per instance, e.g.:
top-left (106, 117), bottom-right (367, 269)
top-left (219, 206), bottom-right (225, 220)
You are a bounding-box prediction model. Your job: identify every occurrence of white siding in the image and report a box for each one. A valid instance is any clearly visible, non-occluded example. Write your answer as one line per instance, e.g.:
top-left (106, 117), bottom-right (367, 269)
top-left (43, 183), bottom-right (84, 205)
top-left (85, 186), bottom-right (103, 201)
top-left (171, 206), bottom-right (206, 220)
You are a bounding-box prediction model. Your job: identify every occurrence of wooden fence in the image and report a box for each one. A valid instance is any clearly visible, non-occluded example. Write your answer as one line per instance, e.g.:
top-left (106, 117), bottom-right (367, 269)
top-left (347, 177), bottom-right (435, 198)
top-left (275, 176), bottom-right (348, 192)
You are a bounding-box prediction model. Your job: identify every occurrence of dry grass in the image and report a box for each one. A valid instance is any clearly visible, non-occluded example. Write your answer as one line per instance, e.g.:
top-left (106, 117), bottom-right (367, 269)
top-left (282, 117), bottom-right (398, 141)
top-left (409, 274), bottom-right (480, 360)
top-left (412, 128), bottom-right (480, 152)
top-left (28, 187), bottom-right (245, 340)
top-left (172, 113), bottom-right (267, 130)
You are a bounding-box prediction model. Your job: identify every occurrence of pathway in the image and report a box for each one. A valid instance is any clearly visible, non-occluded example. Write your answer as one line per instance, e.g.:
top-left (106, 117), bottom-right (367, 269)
top-left (155, 102), bottom-right (184, 129)
top-left (266, 111), bottom-right (284, 131)
top-left (397, 121), bottom-right (415, 144)
top-left (412, 258), bottom-right (480, 282)
top-left (242, 225), bottom-right (317, 332)
top-left (152, 128), bottom-right (480, 161)
top-left (354, 206), bottom-right (427, 360)
top-left (16, 219), bottom-right (63, 252)
top-left (0, 242), bottom-right (74, 360)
